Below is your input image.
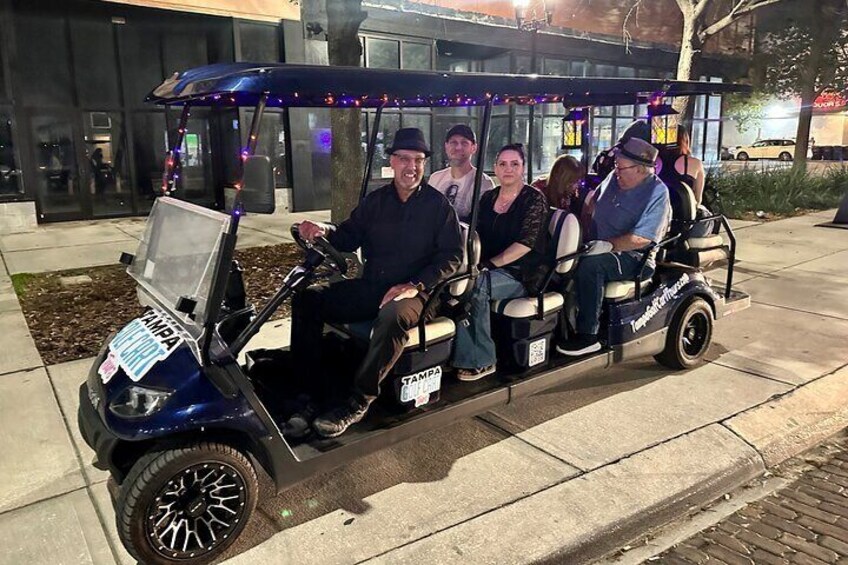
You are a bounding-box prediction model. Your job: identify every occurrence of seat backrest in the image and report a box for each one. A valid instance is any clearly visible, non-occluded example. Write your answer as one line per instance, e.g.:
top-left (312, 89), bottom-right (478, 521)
top-left (668, 180), bottom-right (697, 224)
top-left (548, 209), bottom-right (582, 274)
top-left (449, 222), bottom-right (481, 297)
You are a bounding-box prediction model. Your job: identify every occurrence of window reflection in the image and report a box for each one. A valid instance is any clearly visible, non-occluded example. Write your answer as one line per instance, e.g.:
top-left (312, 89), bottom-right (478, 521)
top-left (0, 113), bottom-right (21, 195)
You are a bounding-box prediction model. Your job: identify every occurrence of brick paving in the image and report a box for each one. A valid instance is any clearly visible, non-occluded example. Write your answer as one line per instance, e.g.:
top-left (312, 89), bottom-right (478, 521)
top-left (659, 443), bottom-right (848, 564)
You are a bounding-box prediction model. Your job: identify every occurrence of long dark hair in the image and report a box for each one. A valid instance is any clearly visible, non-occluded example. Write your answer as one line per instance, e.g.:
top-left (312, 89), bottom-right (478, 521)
top-left (495, 143), bottom-right (526, 164)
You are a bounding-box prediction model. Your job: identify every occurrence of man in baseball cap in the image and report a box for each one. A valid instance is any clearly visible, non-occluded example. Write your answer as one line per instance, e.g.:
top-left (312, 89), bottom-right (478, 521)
top-left (557, 136), bottom-right (671, 357)
top-left (429, 124), bottom-right (494, 221)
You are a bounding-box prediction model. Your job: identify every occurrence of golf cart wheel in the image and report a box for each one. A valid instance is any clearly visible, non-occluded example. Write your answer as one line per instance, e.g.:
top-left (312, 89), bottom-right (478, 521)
top-left (655, 298), bottom-right (713, 370)
top-left (779, 151), bottom-right (792, 161)
top-left (736, 151), bottom-right (749, 161)
top-left (116, 442), bottom-right (258, 565)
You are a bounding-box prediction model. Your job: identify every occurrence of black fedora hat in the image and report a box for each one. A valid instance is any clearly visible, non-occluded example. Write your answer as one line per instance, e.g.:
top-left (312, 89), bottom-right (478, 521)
top-left (386, 127), bottom-right (431, 157)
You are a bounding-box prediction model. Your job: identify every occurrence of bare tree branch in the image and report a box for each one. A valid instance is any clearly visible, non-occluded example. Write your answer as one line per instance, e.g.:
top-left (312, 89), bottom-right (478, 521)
top-left (699, 0), bottom-right (784, 40)
top-left (622, 0), bottom-right (643, 54)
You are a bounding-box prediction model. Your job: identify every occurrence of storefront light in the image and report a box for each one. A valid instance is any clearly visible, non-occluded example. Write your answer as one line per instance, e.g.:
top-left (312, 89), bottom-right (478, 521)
top-left (647, 103), bottom-right (679, 146)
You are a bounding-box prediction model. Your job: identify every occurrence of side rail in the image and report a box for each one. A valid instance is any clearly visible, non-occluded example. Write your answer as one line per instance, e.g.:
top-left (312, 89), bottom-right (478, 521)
top-left (413, 271), bottom-right (476, 352)
top-left (633, 234), bottom-right (682, 300)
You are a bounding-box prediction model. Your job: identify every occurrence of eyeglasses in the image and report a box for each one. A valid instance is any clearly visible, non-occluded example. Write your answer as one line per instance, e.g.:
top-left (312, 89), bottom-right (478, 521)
top-left (614, 163), bottom-right (640, 172)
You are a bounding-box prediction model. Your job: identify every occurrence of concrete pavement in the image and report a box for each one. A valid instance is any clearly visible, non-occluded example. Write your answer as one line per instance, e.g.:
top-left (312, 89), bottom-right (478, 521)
top-left (0, 208), bottom-right (846, 564)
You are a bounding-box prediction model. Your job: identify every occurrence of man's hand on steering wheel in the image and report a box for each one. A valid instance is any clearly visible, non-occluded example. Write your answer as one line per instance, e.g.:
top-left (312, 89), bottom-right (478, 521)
top-left (379, 283), bottom-right (421, 308)
top-left (298, 220), bottom-right (327, 243)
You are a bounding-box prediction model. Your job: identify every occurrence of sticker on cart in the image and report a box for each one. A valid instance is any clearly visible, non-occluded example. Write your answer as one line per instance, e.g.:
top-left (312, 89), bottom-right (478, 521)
top-left (528, 338), bottom-right (547, 367)
top-left (399, 366), bottom-right (442, 407)
top-left (98, 351), bottom-right (120, 384)
top-left (107, 309), bottom-right (186, 382)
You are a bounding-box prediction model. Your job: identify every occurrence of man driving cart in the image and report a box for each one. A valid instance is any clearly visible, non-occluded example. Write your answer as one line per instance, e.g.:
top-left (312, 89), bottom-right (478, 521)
top-left (293, 127), bottom-right (463, 438)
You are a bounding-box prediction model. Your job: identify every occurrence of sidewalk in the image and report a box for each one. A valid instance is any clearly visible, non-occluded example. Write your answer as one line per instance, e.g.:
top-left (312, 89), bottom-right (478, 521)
top-left (0, 208), bottom-right (846, 564)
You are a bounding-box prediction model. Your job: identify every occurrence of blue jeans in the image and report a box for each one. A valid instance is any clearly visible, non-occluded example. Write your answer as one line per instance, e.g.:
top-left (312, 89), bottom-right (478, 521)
top-left (453, 269), bottom-right (527, 369)
top-left (575, 252), bottom-right (653, 335)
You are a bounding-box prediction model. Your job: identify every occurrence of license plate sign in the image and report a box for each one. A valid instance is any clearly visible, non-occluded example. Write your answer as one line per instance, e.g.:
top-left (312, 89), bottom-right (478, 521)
top-left (102, 309), bottom-right (185, 383)
top-left (399, 366), bottom-right (442, 408)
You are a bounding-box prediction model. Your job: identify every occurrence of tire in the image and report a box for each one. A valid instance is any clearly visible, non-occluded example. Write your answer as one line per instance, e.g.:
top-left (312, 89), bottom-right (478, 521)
top-left (779, 151), bottom-right (792, 161)
top-left (654, 298), bottom-right (713, 370)
top-left (736, 152), bottom-right (749, 161)
top-left (116, 442), bottom-right (258, 565)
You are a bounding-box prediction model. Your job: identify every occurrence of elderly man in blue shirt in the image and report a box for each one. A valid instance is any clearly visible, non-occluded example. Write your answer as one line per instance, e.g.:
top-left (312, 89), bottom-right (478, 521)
top-left (557, 137), bottom-right (672, 356)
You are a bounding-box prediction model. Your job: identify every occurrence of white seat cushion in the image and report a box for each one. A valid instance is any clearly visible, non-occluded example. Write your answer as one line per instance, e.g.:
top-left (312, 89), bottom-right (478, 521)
top-left (686, 235), bottom-right (724, 250)
top-left (549, 210), bottom-right (582, 275)
top-left (333, 317), bottom-right (455, 350)
top-left (405, 317), bottom-right (455, 349)
top-left (492, 292), bottom-right (564, 318)
top-left (604, 281), bottom-right (636, 300)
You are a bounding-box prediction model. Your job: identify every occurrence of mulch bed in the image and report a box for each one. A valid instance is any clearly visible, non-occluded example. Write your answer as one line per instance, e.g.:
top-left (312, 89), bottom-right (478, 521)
top-left (15, 243), bottom-right (304, 366)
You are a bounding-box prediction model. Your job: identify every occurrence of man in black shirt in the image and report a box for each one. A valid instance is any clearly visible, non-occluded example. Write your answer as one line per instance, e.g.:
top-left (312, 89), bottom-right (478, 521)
top-left (292, 128), bottom-right (463, 438)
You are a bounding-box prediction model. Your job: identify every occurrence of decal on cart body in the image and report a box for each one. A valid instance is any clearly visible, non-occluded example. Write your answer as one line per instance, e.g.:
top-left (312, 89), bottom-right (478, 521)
top-left (630, 273), bottom-right (690, 333)
top-left (105, 309), bottom-right (186, 382)
top-left (528, 337), bottom-right (547, 367)
top-left (400, 366), bottom-right (442, 407)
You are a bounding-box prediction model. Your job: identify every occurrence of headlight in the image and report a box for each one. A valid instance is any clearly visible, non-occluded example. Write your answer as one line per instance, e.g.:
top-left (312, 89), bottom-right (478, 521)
top-left (109, 385), bottom-right (173, 418)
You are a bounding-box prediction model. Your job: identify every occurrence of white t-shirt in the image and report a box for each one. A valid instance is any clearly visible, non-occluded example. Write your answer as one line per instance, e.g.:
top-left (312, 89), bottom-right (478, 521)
top-left (429, 166), bottom-right (495, 221)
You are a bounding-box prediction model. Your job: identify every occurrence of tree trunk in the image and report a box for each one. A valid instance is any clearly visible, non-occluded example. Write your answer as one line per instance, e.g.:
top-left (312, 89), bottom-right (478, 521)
top-left (794, 88), bottom-right (815, 171)
top-left (326, 0), bottom-right (366, 222)
top-left (673, 17), bottom-right (703, 126)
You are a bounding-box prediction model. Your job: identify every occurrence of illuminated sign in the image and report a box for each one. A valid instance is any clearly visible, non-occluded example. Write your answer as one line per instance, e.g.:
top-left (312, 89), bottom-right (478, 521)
top-left (814, 93), bottom-right (847, 111)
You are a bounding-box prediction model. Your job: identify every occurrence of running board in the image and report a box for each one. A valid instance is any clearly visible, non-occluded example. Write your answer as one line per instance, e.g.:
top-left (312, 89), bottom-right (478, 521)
top-left (712, 286), bottom-right (751, 318)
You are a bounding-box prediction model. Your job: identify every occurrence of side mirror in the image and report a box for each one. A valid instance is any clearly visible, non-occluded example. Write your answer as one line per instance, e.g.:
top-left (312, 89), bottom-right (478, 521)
top-left (241, 155), bottom-right (275, 214)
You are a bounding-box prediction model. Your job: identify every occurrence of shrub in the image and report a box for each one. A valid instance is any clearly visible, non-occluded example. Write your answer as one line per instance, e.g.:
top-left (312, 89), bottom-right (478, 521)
top-left (706, 166), bottom-right (848, 219)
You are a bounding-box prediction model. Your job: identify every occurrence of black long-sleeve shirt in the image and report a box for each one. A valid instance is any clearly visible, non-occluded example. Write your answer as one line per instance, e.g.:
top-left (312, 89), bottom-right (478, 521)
top-left (328, 182), bottom-right (463, 290)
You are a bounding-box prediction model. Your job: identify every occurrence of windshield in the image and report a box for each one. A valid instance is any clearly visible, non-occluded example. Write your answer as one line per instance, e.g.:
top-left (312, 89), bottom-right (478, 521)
top-left (128, 197), bottom-right (231, 328)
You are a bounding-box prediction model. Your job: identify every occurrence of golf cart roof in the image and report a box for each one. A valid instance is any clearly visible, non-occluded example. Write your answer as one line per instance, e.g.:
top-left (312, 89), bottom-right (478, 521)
top-left (146, 63), bottom-right (750, 108)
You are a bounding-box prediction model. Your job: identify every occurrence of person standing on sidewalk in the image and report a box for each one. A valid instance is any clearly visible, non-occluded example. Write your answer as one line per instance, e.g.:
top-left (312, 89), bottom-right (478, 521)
top-left (557, 138), bottom-right (671, 357)
top-left (429, 124), bottom-right (495, 222)
top-left (292, 128), bottom-right (463, 438)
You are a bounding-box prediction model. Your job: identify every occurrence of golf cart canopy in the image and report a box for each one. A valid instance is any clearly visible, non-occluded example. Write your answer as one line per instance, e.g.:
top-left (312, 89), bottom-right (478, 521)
top-left (146, 63), bottom-right (751, 108)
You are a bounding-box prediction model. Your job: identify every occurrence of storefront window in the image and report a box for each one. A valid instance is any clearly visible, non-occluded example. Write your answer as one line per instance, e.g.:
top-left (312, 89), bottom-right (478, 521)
top-left (0, 111), bottom-right (21, 195)
top-left (543, 58), bottom-right (570, 76)
top-left (366, 37), bottom-right (400, 69)
top-left (84, 112), bottom-right (132, 217)
top-left (402, 42), bottom-right (432, 71)
top-left (246, 109), bottom-right (290, 188)
top-left (239, 22), bottom-right (280, 62)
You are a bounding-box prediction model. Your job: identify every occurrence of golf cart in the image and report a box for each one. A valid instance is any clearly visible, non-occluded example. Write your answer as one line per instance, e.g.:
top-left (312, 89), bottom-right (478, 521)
top-left (77, 63), bottom-right (751, 564)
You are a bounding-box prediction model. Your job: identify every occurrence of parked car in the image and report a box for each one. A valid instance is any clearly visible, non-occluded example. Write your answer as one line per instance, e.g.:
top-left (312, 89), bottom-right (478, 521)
top-left (734, 139), bottom-right (797, 161)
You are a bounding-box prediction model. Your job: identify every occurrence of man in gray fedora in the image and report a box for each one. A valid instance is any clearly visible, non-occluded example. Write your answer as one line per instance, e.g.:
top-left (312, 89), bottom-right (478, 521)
top-left (557, 137), bottom-right (671, 357)
top-left (292, 127), bottom-right (463, 437)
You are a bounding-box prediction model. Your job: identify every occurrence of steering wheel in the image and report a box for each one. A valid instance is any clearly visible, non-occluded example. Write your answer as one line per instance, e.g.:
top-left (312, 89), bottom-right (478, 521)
top-left (290, 223), bottom-right (348, 276)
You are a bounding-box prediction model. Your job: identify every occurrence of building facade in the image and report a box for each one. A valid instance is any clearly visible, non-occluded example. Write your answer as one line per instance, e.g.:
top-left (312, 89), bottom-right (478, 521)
top-left (0, 0), bottom-right (750, 229)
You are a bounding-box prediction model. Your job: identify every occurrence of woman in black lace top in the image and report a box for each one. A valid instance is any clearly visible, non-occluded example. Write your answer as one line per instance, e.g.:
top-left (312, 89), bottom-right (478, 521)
top-left (453, 144), bottom-right (550, 381)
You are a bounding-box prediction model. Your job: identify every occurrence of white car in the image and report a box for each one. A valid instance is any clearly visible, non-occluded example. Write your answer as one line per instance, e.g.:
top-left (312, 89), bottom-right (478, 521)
top-left (734, 139), bottom-right (797, 161)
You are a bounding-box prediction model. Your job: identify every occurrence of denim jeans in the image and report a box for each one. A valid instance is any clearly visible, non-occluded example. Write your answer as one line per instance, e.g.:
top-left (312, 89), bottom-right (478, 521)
top-left (453, 268), bottom-right (527, 369)
top-left (575, 252), bottom-right (653, 335)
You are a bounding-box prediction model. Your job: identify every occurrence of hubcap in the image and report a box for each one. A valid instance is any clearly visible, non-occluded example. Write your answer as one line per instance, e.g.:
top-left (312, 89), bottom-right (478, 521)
top-left (147, 462), bottom-right (246, 560)
top-left (681, 312), bottom-right (709, 358)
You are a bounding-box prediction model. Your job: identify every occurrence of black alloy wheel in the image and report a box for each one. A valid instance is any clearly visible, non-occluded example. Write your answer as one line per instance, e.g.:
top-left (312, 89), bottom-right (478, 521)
top-left (779, 151), bottom-right (792, 161)
top-left (117, 443), bottom-right (258, 565)
top-left (655, 298), bottom-right (713, 370)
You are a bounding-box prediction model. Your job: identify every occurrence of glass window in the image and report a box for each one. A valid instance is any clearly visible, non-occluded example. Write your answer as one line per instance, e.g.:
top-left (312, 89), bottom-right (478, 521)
top-left (571, 61), bottom-right (587, 77)
top-left (29, 113), bottom-right (82, 217)
top-left (617, 66), bottom-right (636, 77)
top-left (366, 37), bottom-right (399, 69)
top-left (692, 121), bottom-right (705, 160)
top-left (616, 105), bottom-right (635, 119)
top-left (402, 42), bottom-right (431, 70)
top-left (694, 95), bottom-right (707, 119)
top-left (543, 58), bottom-right (570, 76)
top-left (485, 115), bottom-right (510, 171)
top-left (638, 68), bottom-right (657, 78)
top-left (708, 95), bottom-right (722, 119)
top-left (0, 110), bottom-right (21, 195)
top-left (84, 112), bottom-right (132, 217)
top-left (594, 64), bottom-right (616, 77)
top-left (483, 54), bottom-right (511, 74)
top-left (163, 31), bottom-right (208, 77)
top-left (371, 111), bottom-right (401, 179)
top-left (131, 112), bottom-right (168, 213)
top-left (246, 109), bottom-right (290, 188)
top-left (614, 119), bottom-right (633, 144)
top-left (239, 22), bottom-right (280, 62)
top-left (705, 121), bottom-right (720, 163)
top-left (592, 117), bottom-right (613, 158)
top-left (118, 22), bottom-right (164, 109)
top-left (13, 9), bottom-right (74, 107)
top-left (594, 106), bottom-right (614, 117)
top-left (514, 55), bottom-right (533, 74)
top-left (539, 117), bottom-right (562, 175)
top-left (71, 17), bottom-right (121, 108)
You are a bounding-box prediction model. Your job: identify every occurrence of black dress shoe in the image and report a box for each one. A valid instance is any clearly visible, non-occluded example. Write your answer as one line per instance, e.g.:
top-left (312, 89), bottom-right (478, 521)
top-left (312, 395), bottom-right (372, 438)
